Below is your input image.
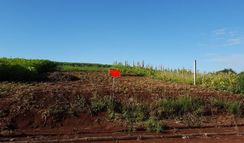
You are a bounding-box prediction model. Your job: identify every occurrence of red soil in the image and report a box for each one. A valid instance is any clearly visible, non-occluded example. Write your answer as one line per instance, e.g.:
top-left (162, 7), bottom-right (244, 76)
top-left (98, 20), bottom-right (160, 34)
top-left (0, 71), bottom-right (243, 142)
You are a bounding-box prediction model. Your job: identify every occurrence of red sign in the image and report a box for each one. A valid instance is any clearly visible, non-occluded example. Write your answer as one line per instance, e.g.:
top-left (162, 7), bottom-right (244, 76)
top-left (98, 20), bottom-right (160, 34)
top-left (109, 69), bottom-right (121, 78)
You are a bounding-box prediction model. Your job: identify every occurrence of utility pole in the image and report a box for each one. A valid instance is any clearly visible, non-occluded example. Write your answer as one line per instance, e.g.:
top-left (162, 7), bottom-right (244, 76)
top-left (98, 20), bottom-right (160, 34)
top-left (194, 60), bottom-right (197, 85)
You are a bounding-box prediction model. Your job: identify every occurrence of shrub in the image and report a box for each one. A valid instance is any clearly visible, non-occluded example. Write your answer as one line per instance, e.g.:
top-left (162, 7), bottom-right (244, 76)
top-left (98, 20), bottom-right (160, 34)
top-left (210, 98), bottom-right (226, 110)
top-left (225, 101), bottom-right (241, 115)
top-left (177, 96), bottom-right (204, 115)
top-left (144, 117), bottom-right (163, 132)
top-left (122, 103), bottom-right (149, 123)
top-left (0, 64), bottom-right (36, 81)
top-left (91, 95), bottom-right (107, 114)
top-left (33, 60), bottom-right (58, 73)
top-left (71, 95), bottom-right (87, 116)
top-left (90, 95), bottom-right (121, 115)
top-left (122, 103), bottom-right (149, 132)
top-left (201, 72), bottom-right (238, 93)
top-left (48, 104), bottom-right (70, 122)
top-left (237, 72), bottom-right (244, 94)
top-left (156, 96), bottom-right (204, 118)
top-left (210, 98), bottom-right (241, 115)
top-left (156, 98), bottom-right (179, 117)
top-left (0, 58), bottom-right (58, 81)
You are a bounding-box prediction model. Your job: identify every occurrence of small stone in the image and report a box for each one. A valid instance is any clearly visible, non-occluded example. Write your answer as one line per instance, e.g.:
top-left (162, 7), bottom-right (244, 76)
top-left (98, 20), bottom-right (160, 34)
top-left (182, 136), bottom-right (189, 139)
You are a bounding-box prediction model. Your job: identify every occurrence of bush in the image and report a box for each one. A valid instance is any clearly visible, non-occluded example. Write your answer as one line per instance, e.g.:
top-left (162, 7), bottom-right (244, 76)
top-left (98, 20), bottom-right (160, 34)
top-left (71, 95), bottom-right (87, 116)
top-left (155, 96), bottom-right (204, 118)
top-left (90, 95), bottom-right (121, 115)
top-left (91, 95), bottom-right (107, 114)
top-left (122, 103), bottom-right (149, 123)
top-left (237, 72), bottom-right (244, 94)
top-left (210, 98), bottom-right (226, 110)
top-left (48, 104), bottom-right (70, 123)
top-left (0, 58), bottom-right (58, 81)
top-left (33, 60), bottom-right (58, 73)
top-left (225, 101), bottom-right (241, 115)
top-left (201, 72), bottom-right (238, 93)
top-left (177, 96), bottom-right (204, 115)
top-left (144, 117), bottom-right (163, 132)
top-left (0, 64), bottom-right (37, 81)
top-left (210, 98), bottom-right (241, 115)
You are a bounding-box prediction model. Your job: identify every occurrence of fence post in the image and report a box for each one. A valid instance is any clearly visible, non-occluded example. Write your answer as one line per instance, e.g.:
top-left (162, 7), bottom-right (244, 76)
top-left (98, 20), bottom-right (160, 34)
top-left (194, 60), bottom-right (197, 85)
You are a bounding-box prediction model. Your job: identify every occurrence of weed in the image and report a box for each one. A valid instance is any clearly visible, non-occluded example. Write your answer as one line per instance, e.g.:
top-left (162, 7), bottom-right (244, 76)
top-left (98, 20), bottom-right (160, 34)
top-left (237, 72), bottom-right (244, 94)
top-left (144, 117), bottom-right (164, 132)
top-left (90, 95), bottom-right (107, 114)
top-left (71, 95), bottom-right (87, 116)
top-left (155, 96), bottom-right (204, 118)
top-left (210, 98), bottom-right (241, 115)
top-left (156, 98), bottom-right (178, 117)
top-left (48, 104), bottom-right (70, 123)
top-left (176, 96), bottom-right (204, 115)
top-left (122, 103), bottom-right (149, 123)
top-left (90, 95), bottom-right (121, 115)
top-left (121, 102), bottom-right (149, 132)
top-left (225, 101), bottom-right (241, 115)
top-left (210, 98), bottom-right (226, 110)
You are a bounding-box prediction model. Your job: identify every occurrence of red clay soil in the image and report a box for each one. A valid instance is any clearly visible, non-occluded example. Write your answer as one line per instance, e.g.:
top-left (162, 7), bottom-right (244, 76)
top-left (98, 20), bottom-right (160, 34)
top-left (0, 71), bottom-right (244, 142)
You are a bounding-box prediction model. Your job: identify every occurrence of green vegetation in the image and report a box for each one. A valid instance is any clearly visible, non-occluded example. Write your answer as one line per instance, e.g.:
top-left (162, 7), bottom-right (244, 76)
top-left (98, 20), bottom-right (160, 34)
top-left (122, 102), bottom-right (149, 123)
top-left (1, 58), bottom-right (244, 94)
top-left (48, 104), bottom-right (70, 123)
top-left (71, 95), bottom-right (87, 116)
top-left (58, 62), bottom-right (111, 72)
top-left (237, 72), bottom-right (244, 94)
top-left (0, 58), bottom-right (110, 81)
top-left (87, 95), bottom-right (244, 131)
top-left (0, 58), bottom-right (57, 81)
top-left (90, 95), bottom-right (121, 115)
top-left (144, 117), bottom-right (164, 132)
top-left (112, 64), bottom-right (156, 77)
top-left (113, 64), bottom-right (244, 94)
top-left (210, 98), bottom-right (241, 116)
top-left (10, 91), bottom-right (244, 132)
top-left (200, 72), bottom-right (238, 93)
top-left (153, 96), bottom-right (204, 119)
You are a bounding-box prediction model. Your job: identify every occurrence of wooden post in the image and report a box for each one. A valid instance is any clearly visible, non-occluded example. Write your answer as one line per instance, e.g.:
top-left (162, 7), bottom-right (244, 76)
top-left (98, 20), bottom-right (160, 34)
top-left (112, 77), bottom-right (115, 90)
top-left (194, 60), bottom-right (197, 85)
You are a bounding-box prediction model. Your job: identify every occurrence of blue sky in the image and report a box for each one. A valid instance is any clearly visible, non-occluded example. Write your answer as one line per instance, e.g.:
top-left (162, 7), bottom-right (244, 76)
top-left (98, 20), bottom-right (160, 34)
top-left (0, 0), bottom-right (244, 72)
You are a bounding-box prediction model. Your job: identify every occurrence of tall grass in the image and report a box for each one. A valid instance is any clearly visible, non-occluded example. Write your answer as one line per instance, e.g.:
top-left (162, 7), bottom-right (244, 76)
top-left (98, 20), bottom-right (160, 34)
top-left (200, 72), bottom-right (238, 93)
top-left (113, 64), bottom-right (243, 93)
top-left (237, 72), bottom-right (244, 94)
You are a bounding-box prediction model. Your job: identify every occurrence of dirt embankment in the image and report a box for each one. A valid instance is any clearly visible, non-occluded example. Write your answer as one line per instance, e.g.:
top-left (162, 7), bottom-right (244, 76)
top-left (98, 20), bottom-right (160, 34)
top-left (0, 71), bottom-right (244, 142)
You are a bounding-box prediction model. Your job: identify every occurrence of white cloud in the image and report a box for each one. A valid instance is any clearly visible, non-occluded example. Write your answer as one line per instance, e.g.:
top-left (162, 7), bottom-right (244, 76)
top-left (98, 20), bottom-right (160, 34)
top-left (225, 38), bottom-right (242, 46)
top-left (212, 28), bottom-right (226, 36)
top-left (208, 28), bottom-right (244, 48)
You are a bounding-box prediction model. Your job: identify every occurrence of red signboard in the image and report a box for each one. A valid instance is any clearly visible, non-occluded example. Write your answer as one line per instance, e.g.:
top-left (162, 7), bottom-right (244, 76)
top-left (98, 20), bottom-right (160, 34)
top-left (109, 69), bottom-right (121, 78)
